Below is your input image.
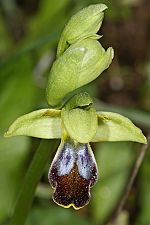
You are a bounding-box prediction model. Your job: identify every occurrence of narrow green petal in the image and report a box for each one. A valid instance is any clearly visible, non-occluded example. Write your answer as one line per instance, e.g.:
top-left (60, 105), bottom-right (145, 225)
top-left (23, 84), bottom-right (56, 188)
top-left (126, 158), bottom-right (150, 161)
top-left (92, 112), bottom-right (147, 144)
top-left (65, 92), bottom-right (93, 110)
top-left (62, 108), bottom-right (97, 143)
top-left (4, 109), bottom-right (62, 139)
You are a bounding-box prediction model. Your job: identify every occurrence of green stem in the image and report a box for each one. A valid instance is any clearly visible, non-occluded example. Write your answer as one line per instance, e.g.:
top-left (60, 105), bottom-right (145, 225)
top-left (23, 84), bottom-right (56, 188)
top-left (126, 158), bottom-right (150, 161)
top-left (10, 139), bottom-right (59, 225)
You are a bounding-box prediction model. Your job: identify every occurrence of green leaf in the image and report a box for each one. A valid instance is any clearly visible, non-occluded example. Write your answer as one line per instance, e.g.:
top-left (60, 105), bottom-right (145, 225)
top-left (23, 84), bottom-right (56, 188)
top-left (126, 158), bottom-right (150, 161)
top-left (4, 109), bottom-right (61, 139)
top-left (0, 55), bottom-right (37, 223)
top-left (26, 206), bottom-right (94, 225)
top-left (62, 107), bottom-right (97, 143)
top-left (46, 38), bottom-right (114, 107)
top-left (57, 4), bottom-right (108, 57)
top-left (92, 112), bottom-right (147, 144)
top-left (91, 142), bottom-right (134, 224)
top-left (27, 0), bottom-right (70, 40)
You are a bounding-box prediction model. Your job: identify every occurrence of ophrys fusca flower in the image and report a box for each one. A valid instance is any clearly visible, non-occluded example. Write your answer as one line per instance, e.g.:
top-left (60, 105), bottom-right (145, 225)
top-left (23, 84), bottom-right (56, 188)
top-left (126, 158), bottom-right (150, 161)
top-left (4, 4), bottom-right (147, 210)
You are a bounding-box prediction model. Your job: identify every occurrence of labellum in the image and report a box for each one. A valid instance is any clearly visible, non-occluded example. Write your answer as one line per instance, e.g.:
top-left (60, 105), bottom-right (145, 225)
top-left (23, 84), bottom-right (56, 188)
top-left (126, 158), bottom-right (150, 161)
top-left (48, 138), bottom-right (98, 209)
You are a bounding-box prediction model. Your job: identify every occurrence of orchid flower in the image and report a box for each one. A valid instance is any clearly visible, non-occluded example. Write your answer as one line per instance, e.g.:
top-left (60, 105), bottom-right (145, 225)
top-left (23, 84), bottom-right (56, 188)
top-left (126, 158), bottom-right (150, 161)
top-left (4, 4), bottom-right (147, 210)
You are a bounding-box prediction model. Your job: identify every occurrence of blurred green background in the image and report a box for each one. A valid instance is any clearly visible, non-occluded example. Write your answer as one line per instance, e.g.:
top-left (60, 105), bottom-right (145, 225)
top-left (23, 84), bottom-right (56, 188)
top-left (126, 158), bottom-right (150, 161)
top-left (0, 0), bottom-right (150, 225)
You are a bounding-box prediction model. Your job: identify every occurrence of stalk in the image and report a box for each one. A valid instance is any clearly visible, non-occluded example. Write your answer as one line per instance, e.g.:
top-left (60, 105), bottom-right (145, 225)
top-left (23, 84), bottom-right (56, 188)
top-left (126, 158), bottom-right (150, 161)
top-left (10, 139), bottom-right (59, 225)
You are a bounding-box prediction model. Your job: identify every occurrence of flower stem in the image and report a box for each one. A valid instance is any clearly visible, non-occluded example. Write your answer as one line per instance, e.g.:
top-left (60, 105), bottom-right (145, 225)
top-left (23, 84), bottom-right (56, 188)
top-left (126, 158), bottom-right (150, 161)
top-left (10, 139), bottom-right (59, 225)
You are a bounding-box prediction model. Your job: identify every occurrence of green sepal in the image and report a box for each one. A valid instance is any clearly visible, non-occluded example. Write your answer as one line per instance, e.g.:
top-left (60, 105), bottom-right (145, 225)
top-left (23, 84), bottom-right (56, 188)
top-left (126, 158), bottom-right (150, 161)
top-left (92, 112), bottom-right (147, 144)
top-left (62, 107), bottom-right (98, 143)
top-left (46, 38), bottom-right (114, 107)
top-left (4, 109), bottom-right (62, 139)
top-left (57, 4), bottom-right (107, 57)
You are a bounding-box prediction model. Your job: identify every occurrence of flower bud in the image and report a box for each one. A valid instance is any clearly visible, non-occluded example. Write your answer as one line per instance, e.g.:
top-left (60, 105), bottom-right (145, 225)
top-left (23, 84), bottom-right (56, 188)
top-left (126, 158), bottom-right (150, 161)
top-left (48, 138), bottom-right (98, 209)
top-left (57, 4), bottom-right (107, 57)
top-left (46, 38), bottom-right (114, 107)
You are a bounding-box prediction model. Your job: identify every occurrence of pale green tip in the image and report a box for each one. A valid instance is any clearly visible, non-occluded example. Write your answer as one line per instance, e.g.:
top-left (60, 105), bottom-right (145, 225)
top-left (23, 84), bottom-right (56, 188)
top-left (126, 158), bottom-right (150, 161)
top-left (142, 135), bottom-right (147, 144)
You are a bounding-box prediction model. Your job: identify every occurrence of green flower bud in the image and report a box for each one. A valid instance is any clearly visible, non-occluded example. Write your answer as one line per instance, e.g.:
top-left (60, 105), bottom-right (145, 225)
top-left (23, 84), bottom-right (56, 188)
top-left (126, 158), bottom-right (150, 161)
top-left (57, 4), bottom-right (108, 57)
top-left (46, 38), bottom-right (114, 107)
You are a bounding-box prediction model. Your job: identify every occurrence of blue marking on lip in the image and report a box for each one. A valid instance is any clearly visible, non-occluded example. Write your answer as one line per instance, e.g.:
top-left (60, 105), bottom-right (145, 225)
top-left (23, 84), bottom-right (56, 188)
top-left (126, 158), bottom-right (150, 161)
top-left (58, 143), bottom-right (75, 176)
top-left (76, 143), bottom-right (98, 181)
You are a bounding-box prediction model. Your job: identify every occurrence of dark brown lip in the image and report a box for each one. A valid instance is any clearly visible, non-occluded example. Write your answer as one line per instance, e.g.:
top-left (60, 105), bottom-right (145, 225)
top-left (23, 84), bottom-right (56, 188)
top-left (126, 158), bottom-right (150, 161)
top-left (48, 141), bottom-right (98, 209)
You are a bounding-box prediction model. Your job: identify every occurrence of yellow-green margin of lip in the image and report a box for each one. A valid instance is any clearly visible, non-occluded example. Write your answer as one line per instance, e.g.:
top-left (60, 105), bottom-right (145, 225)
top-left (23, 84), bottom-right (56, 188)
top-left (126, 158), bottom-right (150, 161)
top-left (51, 192), bottom-right (91, 210)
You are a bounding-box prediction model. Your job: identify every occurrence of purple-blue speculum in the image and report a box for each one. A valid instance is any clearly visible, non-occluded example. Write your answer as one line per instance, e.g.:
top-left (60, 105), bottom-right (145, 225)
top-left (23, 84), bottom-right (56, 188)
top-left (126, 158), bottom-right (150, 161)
top-left (48, 138), bottom-right (98, 209)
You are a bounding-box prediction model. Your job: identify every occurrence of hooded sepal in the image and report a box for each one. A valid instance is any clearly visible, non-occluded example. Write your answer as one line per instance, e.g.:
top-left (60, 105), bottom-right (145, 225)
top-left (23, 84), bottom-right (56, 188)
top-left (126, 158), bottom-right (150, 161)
top-left (46, 38), bottom-right (114, 107)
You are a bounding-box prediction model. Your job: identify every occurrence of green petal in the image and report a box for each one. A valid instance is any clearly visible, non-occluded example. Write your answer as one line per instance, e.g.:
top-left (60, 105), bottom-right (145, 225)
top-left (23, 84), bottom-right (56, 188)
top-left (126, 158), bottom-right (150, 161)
top-left (57, 4), bottom-right (107, 57)
top-left (65, 92), bottom-right (93, 110)
top-left (92, 112), bottom-right (147, 144)
top-left (62, 107), bottom-right (97, 143)
top-left (4, 109), bottom-right (61, 139)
